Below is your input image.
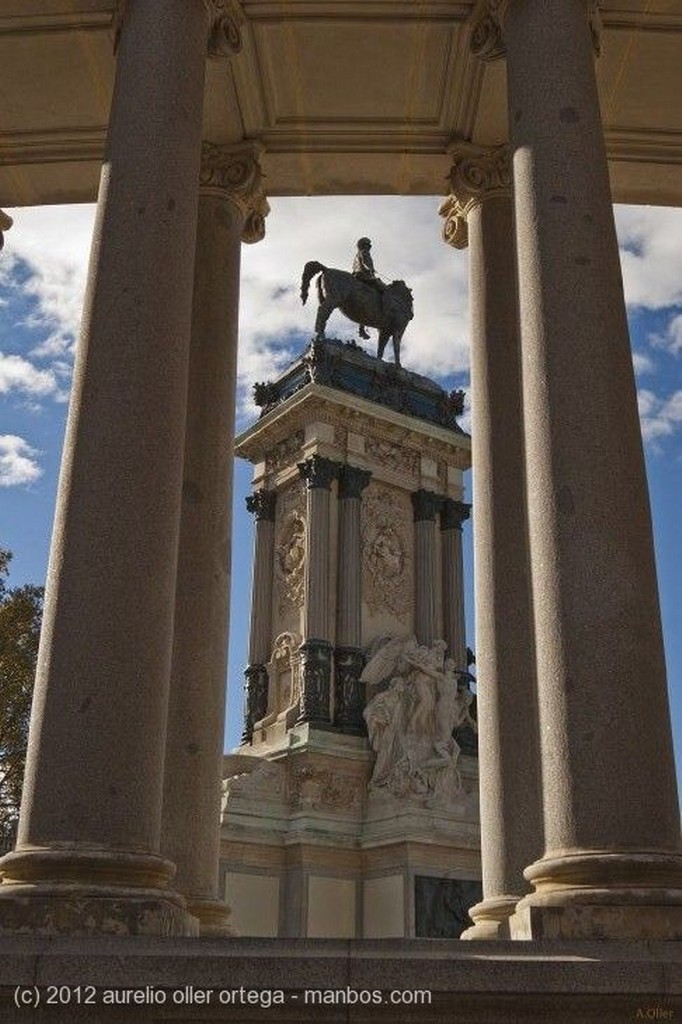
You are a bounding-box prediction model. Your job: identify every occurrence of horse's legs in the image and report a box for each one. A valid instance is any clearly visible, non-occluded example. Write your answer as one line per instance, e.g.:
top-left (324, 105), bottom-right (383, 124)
top-left (393, 331), bottom-right (402, 369)
top-left (315, 301), bottom-right (334, 340)
top-left (377, 329), bottom-right (389, 361)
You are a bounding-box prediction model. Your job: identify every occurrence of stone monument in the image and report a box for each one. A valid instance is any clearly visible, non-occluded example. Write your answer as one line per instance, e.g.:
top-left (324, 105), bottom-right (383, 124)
top-left (220, 296), bottom-right (480, 938)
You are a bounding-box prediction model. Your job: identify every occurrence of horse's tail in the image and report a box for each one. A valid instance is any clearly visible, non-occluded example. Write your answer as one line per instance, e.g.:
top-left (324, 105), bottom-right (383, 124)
top-left (301, 261), bottom-right (326, 305)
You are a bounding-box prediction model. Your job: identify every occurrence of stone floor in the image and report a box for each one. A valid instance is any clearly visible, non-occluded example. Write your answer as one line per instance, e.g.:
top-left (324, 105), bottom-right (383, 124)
top-left (0, 937), bottom-right (680, 1023)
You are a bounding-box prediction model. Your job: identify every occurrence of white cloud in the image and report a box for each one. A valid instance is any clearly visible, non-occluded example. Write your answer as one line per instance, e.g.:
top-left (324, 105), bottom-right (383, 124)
top-left (649, 311), bottom-right (682, 356)
top-left (638, 388), bottom-right (682, 443)
top-left (0, 352), bottom-right (57, 397)
top-left (0, 434), bottom-right (43, 487)
top-left (615, 205), bottom-right (682, 310)
top-left (632, 351), bottom-right (654, 375)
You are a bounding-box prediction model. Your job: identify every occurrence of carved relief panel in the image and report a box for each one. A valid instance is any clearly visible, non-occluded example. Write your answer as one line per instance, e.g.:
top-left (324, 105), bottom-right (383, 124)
top-left (361, 483), bottom-right (413, 630)
top-left (274, 480), bottom-right (306, 621)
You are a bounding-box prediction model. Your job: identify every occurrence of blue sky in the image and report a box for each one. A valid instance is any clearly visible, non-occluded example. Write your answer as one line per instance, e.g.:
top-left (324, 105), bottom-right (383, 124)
top-left (1, 197), bottom-right (681, 785)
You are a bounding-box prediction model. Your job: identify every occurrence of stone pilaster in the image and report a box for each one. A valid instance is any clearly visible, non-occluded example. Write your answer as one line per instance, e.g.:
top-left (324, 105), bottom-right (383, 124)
top-left (0, 0), bottom-right (210, 937)
top-left (241, 488), bottom-right (277, 743)
top-left (335, 465), bottom-right (371, 733)
top-left (500, 0), bottom-right (682, 939)
top-left (297, 455), bottom-right (341, 726)
top-left (440, 498), bottom-right (470, 671)
top-left (161, 143), bottom-right (269, 936)
top-left (411, 489), bottom-right (442, 647)
top-left (442, 141), bottom-right (542, 940)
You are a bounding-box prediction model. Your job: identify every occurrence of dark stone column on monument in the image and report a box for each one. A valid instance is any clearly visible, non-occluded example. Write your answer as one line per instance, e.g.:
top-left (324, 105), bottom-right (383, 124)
top-left (471, 0), bottom-right (682, 939)
top-left (297, 454), bottom-right (341, 726)
top-left (0, 0), bottom-right (210, 937)
top-left (440, 498), bottom-right (470, 670)
top-left (441, 141), bottom-right (542, 940)
top-left (411, 488), bottom-right (443, 647)
top-left (242, 489), bottom-right (277, 742)
top-left (335, 464), bottom-right (372, 733)
top-left (160, 141), bottom-right (269, 937)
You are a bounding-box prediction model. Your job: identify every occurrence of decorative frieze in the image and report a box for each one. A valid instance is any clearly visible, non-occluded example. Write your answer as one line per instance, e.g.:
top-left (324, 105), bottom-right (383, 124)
top-left (365, 437), bottom-right (418, 476)
top-left (439, 144), bottom-right (511, 250)
top-left (200, 142), bottom-right (270, 243)
top-left (361, 486), bottom-right (412, 621)
top-left (265, 431), bottom-right (304, 474)
top-left (289, 763), bottom-right (363, 813)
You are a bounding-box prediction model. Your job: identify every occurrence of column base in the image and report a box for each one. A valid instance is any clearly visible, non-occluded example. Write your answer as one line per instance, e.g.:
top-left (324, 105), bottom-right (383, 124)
top-left (509, 849), bottom-right (682, 941)
top-left (0, 846), bottom-right (198, 937)
top-left (460, 894), bottom-right (519, 940)
top-left (186, 897), bottom-right (236, 937)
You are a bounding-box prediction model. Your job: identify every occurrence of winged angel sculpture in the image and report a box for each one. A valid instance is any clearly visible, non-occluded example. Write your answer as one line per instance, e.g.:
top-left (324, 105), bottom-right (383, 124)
top-left (361, 636), bottom-right (477, 808)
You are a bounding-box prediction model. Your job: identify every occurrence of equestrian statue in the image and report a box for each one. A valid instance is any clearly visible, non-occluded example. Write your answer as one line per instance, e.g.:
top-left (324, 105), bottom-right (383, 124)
top-left (300, 238), bottom-right (414, 367)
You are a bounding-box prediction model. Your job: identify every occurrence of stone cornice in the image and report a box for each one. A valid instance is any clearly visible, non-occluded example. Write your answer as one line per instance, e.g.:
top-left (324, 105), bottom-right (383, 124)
top-left (439, 142), bottom-right (511, 249)
top-left (0, 210), bottom-right (12, 252)
top-left (200, 142), bottom-right (270, 243)
top-left (470, 1), bottom-right (603, 61)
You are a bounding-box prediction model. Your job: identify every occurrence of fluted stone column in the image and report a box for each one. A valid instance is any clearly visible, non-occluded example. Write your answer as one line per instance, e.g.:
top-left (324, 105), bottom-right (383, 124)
top-left (474, 0), bottom-right (682, 939)
top-left (334, 465), bottom-right (371, 733)
top-left (440, 498), bottom-right (470, 671)
top-left (411, 489), bottom-right (442, 647)
top-left (242, 489), bottom-right (278, 742)
top-left (0, 0), bottom-right (211, 936)
top-left (297, 455), bottom-right (340, 726)
top-left (160, 144), bottom-right (269, 937)
top-left (440, 143), bottom-right (542, 939)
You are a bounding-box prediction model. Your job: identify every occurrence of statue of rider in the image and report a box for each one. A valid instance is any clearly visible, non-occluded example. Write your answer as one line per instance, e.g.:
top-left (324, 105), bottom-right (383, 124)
top-left (352, 237), bottom-right (386, 340)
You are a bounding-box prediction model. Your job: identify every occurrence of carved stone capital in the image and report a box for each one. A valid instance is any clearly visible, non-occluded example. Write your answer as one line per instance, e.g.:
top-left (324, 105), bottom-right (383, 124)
top-left (245, 489), bottom-right (277, 522)
top-left (204, 0), bottom-right (242, 59)
top-left (200, 142), bottom-right (270, 243)
top-left (441, 499), bottom-right (471, 532)
top-left (0, 210), bottom-right (12, 252)
top-left (297, 454), bottom-right (341, 492)
top-left (338, 465), bottom-right (371, 501)
top-left (439, 143), bottom-right (511, 250)
top-left (411, 489), bottom-right (444, 523)
top-left (470, 1), bottom-right (602, 61)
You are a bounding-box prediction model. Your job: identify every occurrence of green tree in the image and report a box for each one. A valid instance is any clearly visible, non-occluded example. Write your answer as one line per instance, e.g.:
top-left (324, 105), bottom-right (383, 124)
top-left (0, 549), bottom-right (43, 853)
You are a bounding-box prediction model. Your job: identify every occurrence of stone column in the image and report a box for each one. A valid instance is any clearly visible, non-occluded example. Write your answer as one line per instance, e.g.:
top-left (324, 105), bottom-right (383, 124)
top-left (0, 0), bottom-right (210, 936)
top-left (440, 498), bottom-right (470, 670)
top-left (475, 0), bottom-right (682, 939)
top-left (160, 143), bottom-right (269, 937)
top-left (440, 142), bottom-right (542, 939)
top-left (334, 464), bottom-right (371, 733)
top-left (297, 455), bottom-right (340, 726)
top-left (411, 489), bottom-right (442, 647)
top-left (242, 488), bottom-right (278, 742)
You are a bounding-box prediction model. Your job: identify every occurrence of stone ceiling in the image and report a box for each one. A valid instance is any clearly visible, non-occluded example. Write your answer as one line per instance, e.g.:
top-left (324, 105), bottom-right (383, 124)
top-left (1, 0), bottom-right (681, 206)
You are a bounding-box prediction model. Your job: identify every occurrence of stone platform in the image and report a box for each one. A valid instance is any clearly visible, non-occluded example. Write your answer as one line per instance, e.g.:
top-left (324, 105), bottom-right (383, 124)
top-left (0, 937), bottom-right (679, 1023)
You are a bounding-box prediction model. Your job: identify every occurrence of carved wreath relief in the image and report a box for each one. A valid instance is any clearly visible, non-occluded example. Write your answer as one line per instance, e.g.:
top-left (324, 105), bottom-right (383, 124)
top-left (361, 486), bottom-right (412, 620)
top-left (275, 482), bottom-right (306, 613)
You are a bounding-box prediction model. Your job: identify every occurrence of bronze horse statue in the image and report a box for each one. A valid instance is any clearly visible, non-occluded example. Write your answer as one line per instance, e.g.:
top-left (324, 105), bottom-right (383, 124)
top-left (300, 261), bottom-right (413, 367)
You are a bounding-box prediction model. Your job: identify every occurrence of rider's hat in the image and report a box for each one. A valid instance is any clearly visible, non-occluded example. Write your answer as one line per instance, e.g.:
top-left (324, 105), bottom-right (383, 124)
top-left (357, 237), bottom-right (371, 249)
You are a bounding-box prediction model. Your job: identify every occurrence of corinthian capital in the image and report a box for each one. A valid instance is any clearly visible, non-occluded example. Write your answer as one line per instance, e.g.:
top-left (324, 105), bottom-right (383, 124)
top-left (0, 210), bottom-right (13, 252)
top-left (200, 142), bottom-right (270, 243)
top-left (204, 0), bottom-right (243, 58)
top-left (470, 1), bottom-right (602, 61)
top-left (439, 143), bottom-right (511, 249)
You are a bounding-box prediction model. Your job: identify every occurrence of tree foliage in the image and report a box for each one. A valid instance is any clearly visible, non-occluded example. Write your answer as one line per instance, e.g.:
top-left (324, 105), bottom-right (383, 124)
top-left (0, 548), bottom-right (43, 853)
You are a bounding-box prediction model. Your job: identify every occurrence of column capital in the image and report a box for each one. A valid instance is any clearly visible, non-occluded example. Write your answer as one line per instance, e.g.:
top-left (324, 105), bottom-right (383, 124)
top-left (297, 454), bottom-right (341, 491)
top-left (338, 465), bottom-right (371, 500)
top-left (441, 498), bottom-right (471, 532)
top-left (411, 488), bottom-right (444, 523)
top-left (0, 210), bottom-right (12, 252)
top-left (245, 489), bottom-right (277, 522)
top-left (470, 1), bottom-right (602, 62)
top-left (114, 1), bottom-right (243, 57)
top-left (200, 142), bottom-right (270, 243)
top-left (439, 143), bottom-right (511, 250)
